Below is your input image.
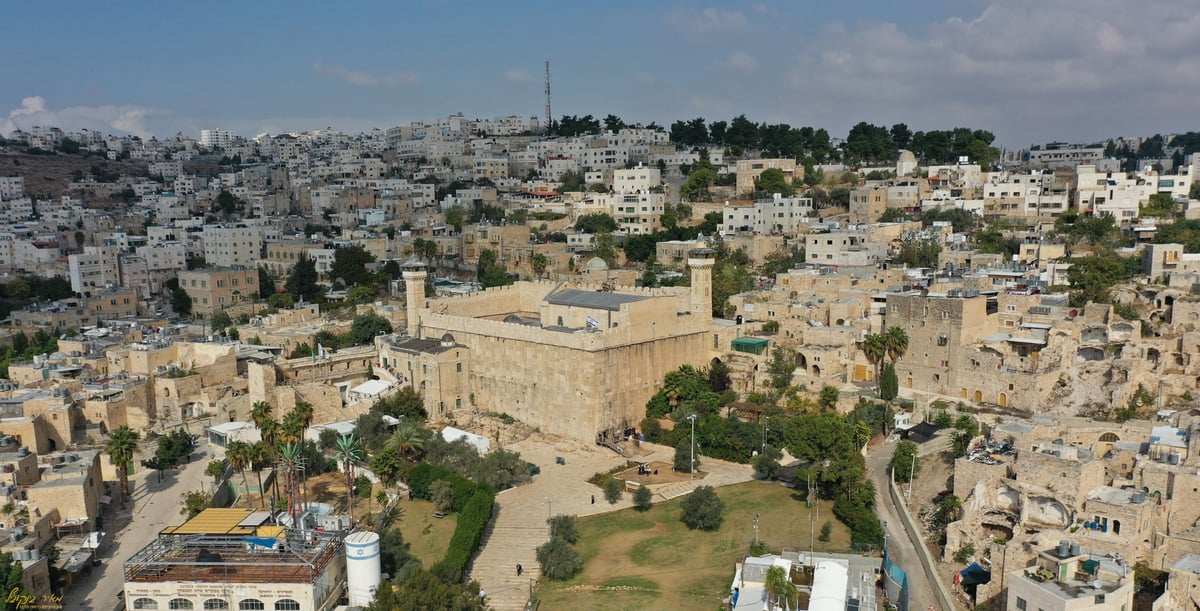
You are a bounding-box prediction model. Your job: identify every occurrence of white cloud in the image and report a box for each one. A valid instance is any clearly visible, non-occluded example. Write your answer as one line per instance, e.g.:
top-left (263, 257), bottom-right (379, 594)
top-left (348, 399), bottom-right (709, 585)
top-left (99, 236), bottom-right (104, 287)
top-left (2, 96), bottom-right (161, 138)
top-left (502, 69), bottom-right (534, 83)
top-left (665, 7), bottom-right (746, 34)
top-left (312, 61), bottom-right (419, 87)
top-left (633, 72), bottom-right (657, 85)
top-left (721, 51), bottom-right (757, 72)
top-left (783, 0), bottom-right (1200, 145)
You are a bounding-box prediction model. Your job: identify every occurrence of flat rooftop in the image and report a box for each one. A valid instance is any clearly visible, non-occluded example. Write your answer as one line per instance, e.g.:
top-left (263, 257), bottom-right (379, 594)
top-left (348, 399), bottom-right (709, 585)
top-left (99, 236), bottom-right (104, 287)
top-left (545, 288), bottom-right (650, 311)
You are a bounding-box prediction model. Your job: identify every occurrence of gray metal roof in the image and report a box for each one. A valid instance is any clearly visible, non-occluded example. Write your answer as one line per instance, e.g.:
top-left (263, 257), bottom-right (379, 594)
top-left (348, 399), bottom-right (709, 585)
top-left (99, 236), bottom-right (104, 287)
top-left (545, 289), bottom-right (650, 311)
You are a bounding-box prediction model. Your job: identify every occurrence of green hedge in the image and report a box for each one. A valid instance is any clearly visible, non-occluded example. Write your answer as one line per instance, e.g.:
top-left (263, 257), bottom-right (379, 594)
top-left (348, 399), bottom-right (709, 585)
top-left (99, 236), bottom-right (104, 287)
top-left (432, 489), bottom-right (495, 582)
top-left (405, 463), bottom-right (492, 512)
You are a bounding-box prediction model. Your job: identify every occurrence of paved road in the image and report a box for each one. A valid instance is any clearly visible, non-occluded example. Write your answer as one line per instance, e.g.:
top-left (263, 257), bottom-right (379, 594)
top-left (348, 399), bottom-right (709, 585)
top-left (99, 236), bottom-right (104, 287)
top-left (65, 440), bottom-right (218, 611)
top-left (866, 441), bottom-right (938, 611)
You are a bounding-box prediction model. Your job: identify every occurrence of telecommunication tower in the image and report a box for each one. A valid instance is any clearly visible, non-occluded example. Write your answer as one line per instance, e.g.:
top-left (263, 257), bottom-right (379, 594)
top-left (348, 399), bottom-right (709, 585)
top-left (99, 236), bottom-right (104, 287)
top-left (544, 60), bottom-right (552, 133)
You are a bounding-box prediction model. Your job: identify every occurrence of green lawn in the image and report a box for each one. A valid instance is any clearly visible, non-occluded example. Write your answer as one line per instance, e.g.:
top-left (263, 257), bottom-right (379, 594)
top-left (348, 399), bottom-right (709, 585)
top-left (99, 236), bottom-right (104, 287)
top-left (395, 498), bottom-right (458, 567)
top-left (535, 480), bottom-right (851, 610)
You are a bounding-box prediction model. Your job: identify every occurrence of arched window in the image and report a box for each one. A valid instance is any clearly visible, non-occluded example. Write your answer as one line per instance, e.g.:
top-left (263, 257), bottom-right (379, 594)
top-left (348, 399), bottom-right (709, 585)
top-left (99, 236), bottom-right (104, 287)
top-left (1099, 432), bottom-right (1120, 443)
top-left (238, 601), bottom-right (264, 611)
top-left (133, 600), bottom-right (159, 610)
top-left (203, 601), bottom-right (229, 610)
top-left (168, 600), bottom-right (194, 610)
top-left (275, 601), bottom-right (302, 611)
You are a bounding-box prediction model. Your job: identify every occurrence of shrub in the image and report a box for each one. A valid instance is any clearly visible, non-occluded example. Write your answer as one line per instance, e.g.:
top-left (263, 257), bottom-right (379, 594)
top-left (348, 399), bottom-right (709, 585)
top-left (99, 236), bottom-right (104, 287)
top-left (432, 489), bottom-right (495, 582)
top-left (633, 485), bottom-right (653, 511)
top-left (430, 480), bottom-right (454, 513)
top-left (889, 440), bottom-right (921, 484)
top-left (674, 439), bottom-right (698, 473)
top-left (954, 543), bottom-right (977, 564)
top-left (680, 486), bottom-right (724, 531)
top-left (354, 475), bottom-right (372, 498)
top-left (536, 537), bottom-right (583, 581)
top-left (603, 477), bottom-right (623, 504)
top-left (752, 446), bottom-right (782, 480)
top-left (819, 521), bottom-right (833, 543)
top-left (548, 515), bottom-right (578, 544)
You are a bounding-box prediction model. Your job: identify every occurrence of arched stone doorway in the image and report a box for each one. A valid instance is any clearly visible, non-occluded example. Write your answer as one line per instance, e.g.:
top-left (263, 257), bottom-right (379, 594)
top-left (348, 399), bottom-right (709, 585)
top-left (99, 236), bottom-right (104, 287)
top-left (998, 392), bottom-right (1007, 407)
top-left (811, 364), bottom-right (821, 376)
top-left (796, 353), bottom-right (808, 369)
top-left (974, 390), bottom-right (983, 403)
top-left (906, 376), bottom-right (913, 388)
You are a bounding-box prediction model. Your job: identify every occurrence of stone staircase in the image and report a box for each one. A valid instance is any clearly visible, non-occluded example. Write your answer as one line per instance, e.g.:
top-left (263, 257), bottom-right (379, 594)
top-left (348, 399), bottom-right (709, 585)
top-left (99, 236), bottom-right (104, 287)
top-left (654, 479), bottom-right (704, 501)
top-left (466, 506), bottom-right (546, 610)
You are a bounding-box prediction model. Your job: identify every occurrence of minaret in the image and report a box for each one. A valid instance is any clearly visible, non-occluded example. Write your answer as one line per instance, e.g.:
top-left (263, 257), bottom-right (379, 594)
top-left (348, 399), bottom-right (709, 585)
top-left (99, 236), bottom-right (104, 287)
top-left (687, 248), bottom-right (716, 316)
top-left (402, 259), bottom-right (428, 337)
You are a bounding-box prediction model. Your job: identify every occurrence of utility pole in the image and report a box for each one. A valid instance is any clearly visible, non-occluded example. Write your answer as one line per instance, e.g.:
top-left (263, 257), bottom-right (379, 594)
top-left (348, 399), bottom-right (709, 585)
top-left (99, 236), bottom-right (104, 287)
top-left (687, 414), bottom-right (697, 479)
top-left (754, 513), bottom-right (760, 546)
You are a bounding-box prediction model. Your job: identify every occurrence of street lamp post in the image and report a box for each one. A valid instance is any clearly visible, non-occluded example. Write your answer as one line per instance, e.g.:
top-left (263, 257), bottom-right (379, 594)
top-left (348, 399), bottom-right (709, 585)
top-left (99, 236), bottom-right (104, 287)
top-left (691, 412), bottom-right (700, 477)
top-left (761, 416), bottom-right (769, 453)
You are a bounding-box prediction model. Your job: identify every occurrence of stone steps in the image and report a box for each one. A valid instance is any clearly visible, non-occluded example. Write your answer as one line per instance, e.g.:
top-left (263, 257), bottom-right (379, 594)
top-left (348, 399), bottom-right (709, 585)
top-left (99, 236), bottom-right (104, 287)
top-left (467, 521), bottom-right (546, 611)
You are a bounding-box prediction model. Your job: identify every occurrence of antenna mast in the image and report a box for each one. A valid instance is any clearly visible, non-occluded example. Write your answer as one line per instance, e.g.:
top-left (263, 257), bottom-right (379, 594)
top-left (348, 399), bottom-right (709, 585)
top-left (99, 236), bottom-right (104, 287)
top-left (544, 60), bottom-right (552, 134)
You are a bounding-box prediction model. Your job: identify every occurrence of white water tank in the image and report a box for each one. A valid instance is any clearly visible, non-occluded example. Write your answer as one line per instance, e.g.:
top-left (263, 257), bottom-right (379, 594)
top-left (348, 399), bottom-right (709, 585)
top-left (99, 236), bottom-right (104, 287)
top-left (345, 530), bottom-right (381, 606)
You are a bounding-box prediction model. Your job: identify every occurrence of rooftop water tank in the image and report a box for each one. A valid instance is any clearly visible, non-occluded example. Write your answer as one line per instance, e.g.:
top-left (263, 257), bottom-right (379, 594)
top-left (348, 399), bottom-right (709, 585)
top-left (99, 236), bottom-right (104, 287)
top-left (345, 530), bottom-right (382, 606)
top-left (1070, 541), bottom-right (1081, 556)
top-left (1057, 540), bottom-right (1069, 556)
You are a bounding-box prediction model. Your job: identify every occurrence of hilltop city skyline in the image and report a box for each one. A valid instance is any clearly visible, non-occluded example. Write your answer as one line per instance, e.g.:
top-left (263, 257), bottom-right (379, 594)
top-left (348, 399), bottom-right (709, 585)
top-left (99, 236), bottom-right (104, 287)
top-left (3, 0), bottom-right (1198, 147)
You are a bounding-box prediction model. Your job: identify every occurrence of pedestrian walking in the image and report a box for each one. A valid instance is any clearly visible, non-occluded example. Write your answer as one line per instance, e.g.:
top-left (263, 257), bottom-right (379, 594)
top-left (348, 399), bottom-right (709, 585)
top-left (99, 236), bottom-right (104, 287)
top-left (591, 494), bottom-right (595, 504)
top-left (517, 563), bottom-right (523, 576)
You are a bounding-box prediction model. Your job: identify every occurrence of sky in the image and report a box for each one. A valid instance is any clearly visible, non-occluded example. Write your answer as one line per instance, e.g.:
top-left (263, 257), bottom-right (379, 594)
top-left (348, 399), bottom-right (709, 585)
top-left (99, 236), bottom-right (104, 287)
top-left (2, 0), bottom-right (1198, 149)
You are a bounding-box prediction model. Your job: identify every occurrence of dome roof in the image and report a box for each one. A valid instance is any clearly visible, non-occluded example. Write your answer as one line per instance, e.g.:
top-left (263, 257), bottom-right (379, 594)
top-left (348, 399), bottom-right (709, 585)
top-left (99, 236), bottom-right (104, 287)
top-left (584, 257), bottom-right (609, 270)
top-left (898, 149), bottom-right (917, 163)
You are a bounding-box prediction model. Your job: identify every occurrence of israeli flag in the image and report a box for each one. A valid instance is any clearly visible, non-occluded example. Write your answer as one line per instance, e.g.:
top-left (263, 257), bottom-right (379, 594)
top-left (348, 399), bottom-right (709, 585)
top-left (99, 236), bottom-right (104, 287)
top-left (586, 316), bottom-right (599, 329)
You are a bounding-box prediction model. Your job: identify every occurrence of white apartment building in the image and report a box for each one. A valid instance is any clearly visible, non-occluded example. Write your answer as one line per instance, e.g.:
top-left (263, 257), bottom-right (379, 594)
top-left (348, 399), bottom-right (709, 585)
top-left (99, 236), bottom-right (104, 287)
top-left (149, 160), bottom-right (183, 179)
top-left (608, 192), bottom-right (665, 235)
top-left (0, 177), bottom-right (24, 201)
top-left (1024, 143), bottom-right (1104, 168)
top-left (1075, 165), bottom-right (1153, 222)
top-left (805, 231), bottom-right (887, 269)
top-left (983, 171), bottom-right (1069, 218)
top-left (199, 129), bottom-right (234, 149)
top-left (203, 225), bottom-right (263, 268)
top-left (119, 254), bottom-right (151, 299)
top-left (723, 194), bottom-right (815, 235)
top-left (137, 243), bottom-right (187, 272)
top-left (613, 165), bottom-right (661, 194)
top-left (68, 246), bottom-right (122, 295)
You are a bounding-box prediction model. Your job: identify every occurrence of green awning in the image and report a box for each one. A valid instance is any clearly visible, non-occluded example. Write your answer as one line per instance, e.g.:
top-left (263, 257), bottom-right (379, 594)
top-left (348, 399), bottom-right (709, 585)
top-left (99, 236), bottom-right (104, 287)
top-left (732, 337), bottom-right (769, 348)
top-left (1081, 559), bottom-right (1099, 575)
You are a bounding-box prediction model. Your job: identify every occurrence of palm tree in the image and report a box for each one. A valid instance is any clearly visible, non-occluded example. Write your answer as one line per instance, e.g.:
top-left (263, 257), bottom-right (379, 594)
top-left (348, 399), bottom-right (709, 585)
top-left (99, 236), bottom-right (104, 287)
top-left (248, 441), bottom-right (271, 508)
top-left (276, 442), bottom-right (306, 526)
top-left (226, 440), bottom-right (252, 495)
top-left (861, 334), bottom-right (887, 394)
top-left (387, 420), bottom-right (429, 462)
top-left (279, 411), bottom-right (305, 446)
top-left (105, 426), bottom-right (140, 499)
top-left (883, 326), bottom-right (909, 364)
top-left (531, 253), bottom-right (548, 279)
top-left (293, 401), bottom-right (314, 431)
top-left (763, 565), bottom-right (799, 610)
top-left (333, 435), bottom-right (364, 525)
top-left (250, 401), bottom-right (274, 432)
